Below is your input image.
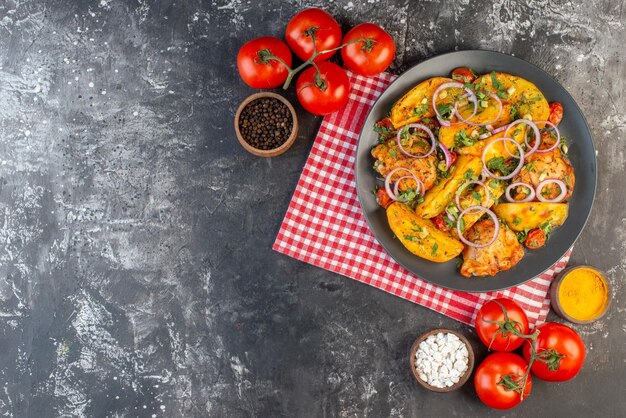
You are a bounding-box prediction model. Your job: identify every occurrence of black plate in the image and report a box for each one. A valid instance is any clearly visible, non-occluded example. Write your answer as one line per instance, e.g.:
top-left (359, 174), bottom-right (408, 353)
top-left (355, 50), bottom-right (596, 292)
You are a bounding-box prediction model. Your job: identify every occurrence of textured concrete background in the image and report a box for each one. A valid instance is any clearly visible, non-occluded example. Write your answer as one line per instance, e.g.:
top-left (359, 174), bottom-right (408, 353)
top-left (0, 0), bottom-right (624, 417)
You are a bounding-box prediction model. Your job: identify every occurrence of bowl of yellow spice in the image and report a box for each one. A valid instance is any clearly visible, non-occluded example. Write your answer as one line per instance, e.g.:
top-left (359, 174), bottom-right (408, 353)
top-left (550, 265), bottom-right (611, 324)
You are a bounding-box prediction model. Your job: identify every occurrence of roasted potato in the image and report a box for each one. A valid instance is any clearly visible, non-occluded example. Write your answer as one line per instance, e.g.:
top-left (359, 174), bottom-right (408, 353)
top-left (492, 202), bottom-right (568, 232)
top-left (439, 72), bottom-right (550, 149)
top-left (387, 202), bottom-right (464, 262)
top-left (456, 125), bottom-right (527, 161)
top-left (390, 77), bottom-right (453, 129)
top-left (415, 155), bottom-right (483, 219)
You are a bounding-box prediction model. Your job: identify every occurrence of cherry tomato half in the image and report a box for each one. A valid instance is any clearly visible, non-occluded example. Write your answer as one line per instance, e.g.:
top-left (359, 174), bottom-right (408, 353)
top-left (285, 8), bottom-right (342, 62)
top-left (237, 37), bottom-right (292, 89)
top-left (341, 23), bottom-right (395, 77)
top-left (475, 353), bottom-right (532, 410)
top-left (522, 322), bottom-right (586, 382)
top-left (524, 228), bottom-right (546, 249)
top-left (548, 102), bottom-right (564, 125)
top-left (475, 298), bottom-right (530, 352)
top-left (296, 62), bottom-right (350, 116)
top-left (451, 67), bottom-right (476, 84)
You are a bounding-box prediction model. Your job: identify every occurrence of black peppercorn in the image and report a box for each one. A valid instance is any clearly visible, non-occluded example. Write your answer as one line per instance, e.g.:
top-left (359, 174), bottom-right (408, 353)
top-left (239, 97), bottom-right (293, 150)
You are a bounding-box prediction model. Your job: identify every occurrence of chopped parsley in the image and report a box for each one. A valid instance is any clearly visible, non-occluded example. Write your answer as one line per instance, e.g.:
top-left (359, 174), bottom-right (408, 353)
top-left (454, 129), bottom-right (477, 148)
top-left (389, 148), bottom-right (397, 158)
top-left (404, 234), bottom-right (421, 242)
top-left (539, 220), bottom-right (553, 237)
top-left (431, 243), bottom-right (439, 256)
top-left (437, 103), bottom-right (454, 120)
top-left (488, 179), bottom-right (500, 189)
top-left (414, 103), bottom-right (429, 117)
top-left (471, 191), bottom-right (482, 201)
top-left (486, 157), bottom-right (514, 176)
top-left (515, 228), bottom-right (531, 244)
top-left (512, 216), bottom-right (522, 225)
top-left (374, 123), bottom-right (394, 143)
top-left (464, 168), bottom-right (476, 180)
top-left (490, 71), bottom-right (509, 99)
top-left (455, 257), bottom-right (464, 269)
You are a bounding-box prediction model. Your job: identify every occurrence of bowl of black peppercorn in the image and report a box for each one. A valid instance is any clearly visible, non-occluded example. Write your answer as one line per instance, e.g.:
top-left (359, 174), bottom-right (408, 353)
top-left (234, 92), bottom-right (298, 157)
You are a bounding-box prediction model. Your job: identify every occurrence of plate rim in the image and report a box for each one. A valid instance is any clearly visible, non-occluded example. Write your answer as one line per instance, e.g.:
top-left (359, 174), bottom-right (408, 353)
top-left (354, 49), bottom-right (597, 292)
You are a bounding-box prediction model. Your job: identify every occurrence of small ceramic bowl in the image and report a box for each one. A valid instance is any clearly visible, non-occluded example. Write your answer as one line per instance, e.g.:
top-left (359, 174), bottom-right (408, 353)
top-left (234, 92), bottom-right (299, 158)
top-left (550, 265), bottom-right (611, 324)
top-left (409, 328), bottom-right (475, 393)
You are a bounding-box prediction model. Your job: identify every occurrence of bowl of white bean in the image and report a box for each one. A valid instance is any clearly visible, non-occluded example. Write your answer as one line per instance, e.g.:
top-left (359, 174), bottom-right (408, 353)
top-left (409, 328), bottom-right (475, 393)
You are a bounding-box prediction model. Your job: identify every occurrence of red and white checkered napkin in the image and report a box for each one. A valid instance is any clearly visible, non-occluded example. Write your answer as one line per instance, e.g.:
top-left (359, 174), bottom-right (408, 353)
top-left (273, 70), bottom-right (571, 326)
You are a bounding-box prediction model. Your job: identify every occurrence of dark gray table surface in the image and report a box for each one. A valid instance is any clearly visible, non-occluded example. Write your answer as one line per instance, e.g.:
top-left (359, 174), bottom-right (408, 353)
top-left (0, 0), bottom-right (624, 417)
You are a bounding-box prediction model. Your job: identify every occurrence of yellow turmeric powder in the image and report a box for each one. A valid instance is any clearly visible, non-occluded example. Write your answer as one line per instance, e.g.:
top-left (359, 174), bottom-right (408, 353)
top-left (558, 267), bottom-right (608, 321)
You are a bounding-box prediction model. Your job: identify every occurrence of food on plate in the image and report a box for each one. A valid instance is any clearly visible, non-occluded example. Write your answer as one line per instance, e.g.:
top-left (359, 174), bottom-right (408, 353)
top-left (237, 97), bottom-right (294, 150)
top-left (553, 266), bottom-right (609, 322)
top-left (522, 322), bottom-right (586, 382)
top-left (415, 155), bottom-right (483, 218)
top-left (414, 332), bottom-right (469, 388)
top-left (285, 8), bottom-right (342, 62)
top-left (296, 62), bottom-right (350, 116)
top-left (372, 67), bottom-right (575, 276)
top-left (386, 202), bottom-right (464, 263)
top-left (474, 352), bottom-right (532, 409)
top-left (460, 218), bottom-right (524, 277)
top-left (474, 298), bottom-right (529, 352)
top-left (491, 202), bottom-right (568, 232)
top-left (237, 37), bottom-right (293, 88)
top-left (341, 23), bottom-right (396, 77)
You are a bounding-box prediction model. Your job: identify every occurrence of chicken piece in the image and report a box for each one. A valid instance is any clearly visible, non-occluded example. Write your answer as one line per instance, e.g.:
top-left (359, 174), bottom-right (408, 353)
top-left (460, 219), bottom-right (524, 277)
top-left (513, 148), bottom-right (575, 201)
top-left (371, 138), bottom-right (438, 193)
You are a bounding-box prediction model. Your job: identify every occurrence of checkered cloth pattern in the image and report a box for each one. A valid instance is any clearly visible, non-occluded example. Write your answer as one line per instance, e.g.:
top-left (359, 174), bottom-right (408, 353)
top-left (273, 70), bottom-right (571, 326)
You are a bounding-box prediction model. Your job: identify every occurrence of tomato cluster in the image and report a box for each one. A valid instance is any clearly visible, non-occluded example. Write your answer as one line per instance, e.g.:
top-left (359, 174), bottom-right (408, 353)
top-left (237, 8), bottom-right (396, 116)
top-left (473, 298), bottom-right (586, 410)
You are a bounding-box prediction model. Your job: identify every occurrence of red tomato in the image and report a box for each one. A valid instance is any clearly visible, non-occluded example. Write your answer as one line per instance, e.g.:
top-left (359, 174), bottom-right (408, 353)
top-left (237, 37), bottom-right (292, 89)
top-left (432, 214), bottom-right (450, 232)
top-left (548, 102), bottom-right (564, 125)
top-left (285, 8), bottom-right (341, 62)
top-left (375, 188), bottom-right (392, 209)
top-left (523, 322), bottom-right (586, 382)
top-left (475, 353), bottom-right (532, 410)
top-left (451, 67), bottom-right (476, 84)
top-left (340, 23), bottom-right (395, 77)
top-left (296, 62), bottom-right (350, 116)
top-left (475, 298), bottom-right (529, 351)
top-left (524, 228), bottom-right (546, 249)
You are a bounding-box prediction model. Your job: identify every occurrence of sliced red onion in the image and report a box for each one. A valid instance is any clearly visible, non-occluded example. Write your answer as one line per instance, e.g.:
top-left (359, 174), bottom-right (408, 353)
top-left (432, 82), bottom-right (476, 127)
top-left (455, 180), bottom-right (491, 211)
top-left (396, 123), bottom-right (437, 158)
top-left (535, 121), bottom-right (561, 153)
top-left (384, 168), bottom-right (424, 202)
top-left (490, 123), bottom-right (510, 135)
top-left (481, 137), bottom-right (525, 180)
top-left (456, 206), bottom-right (500, 248)
top-left (438, 142), bottom-right (453, 169)
top-left (454, 92), bottom-right (503, 127)
top-left (536, 178), bottom-right (568, 203)
top-left (445, 206), bottom-right (458, 221)
top-left (504, 119), bottom-right (541, 156)
top-left (505, 182), bottom-right (536, 202)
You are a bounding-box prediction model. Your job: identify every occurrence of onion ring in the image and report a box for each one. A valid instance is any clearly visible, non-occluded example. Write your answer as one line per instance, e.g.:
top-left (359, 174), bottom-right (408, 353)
top-left (505, 182), bottom-right (536, 202)
top-left (432, 82), bottom-right (477, 127)
top-left (454, 92), bottom-right (503, 127)
top-left (504, 119), bottom-right (541, 156)
top-left (384, 168), bottom-right (424, 201)
top-left (456, 206), bottom-right (500, 248)
top-left (536, 178), bottom-right (568, 203)
top-left (396, 123), bottom-right (437, 159)
top-left (535, 121), bottom-right (561, 153)
top-left (481, 137), bottom-right (525, 180)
